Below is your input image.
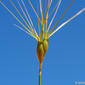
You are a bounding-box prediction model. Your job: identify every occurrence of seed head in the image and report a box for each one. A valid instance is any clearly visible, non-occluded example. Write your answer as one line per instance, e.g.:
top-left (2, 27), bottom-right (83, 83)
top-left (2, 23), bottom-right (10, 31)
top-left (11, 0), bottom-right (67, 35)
top-left (37, 39), bottom-right (49, 64)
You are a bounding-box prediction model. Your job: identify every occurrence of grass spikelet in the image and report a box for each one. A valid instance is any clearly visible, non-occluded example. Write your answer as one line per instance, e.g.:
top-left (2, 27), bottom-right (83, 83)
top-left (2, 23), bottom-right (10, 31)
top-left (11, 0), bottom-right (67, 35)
top-left (0, 0), bottom-right (85, 85)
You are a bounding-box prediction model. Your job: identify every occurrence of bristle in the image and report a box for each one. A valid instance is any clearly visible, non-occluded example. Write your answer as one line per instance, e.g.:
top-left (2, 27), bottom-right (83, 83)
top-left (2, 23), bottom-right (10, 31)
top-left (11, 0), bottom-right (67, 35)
top-left (17, 0), bottom-right (32, 30)
top-left (0, 1), bottom-right (33, 36)
top-left (9, 0), bottom-right (33, 33)
top-left (48, 0), bottom-right (61, 19)
top-left (9, 0), bottom-right (39, 40)
top-left (37, 0), bottom-right (41, 40)
top-left (21, 0), bottom-right (38, 36)
top-left (49, 0), bottom-right (74, 34)
top-left (43, 0), bottom-right (52, 24)
top-left (48, 8), bottom-right (85, 38)
top-left (14, 24), bottom-right (37, 39)
top-left (47, 0), bottom-right (62, 32)
top-left (39, 0), bottom-right (43, 21)
top-left (28, 0), bottom-right (41, 23)
top-left (44, 0), bottom-right (52, 37)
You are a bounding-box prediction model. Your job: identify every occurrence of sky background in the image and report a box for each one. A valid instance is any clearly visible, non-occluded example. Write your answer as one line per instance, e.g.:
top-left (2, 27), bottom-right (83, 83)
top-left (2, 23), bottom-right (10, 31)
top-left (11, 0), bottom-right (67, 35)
top-left (0, 0), bottom-right (85, 85)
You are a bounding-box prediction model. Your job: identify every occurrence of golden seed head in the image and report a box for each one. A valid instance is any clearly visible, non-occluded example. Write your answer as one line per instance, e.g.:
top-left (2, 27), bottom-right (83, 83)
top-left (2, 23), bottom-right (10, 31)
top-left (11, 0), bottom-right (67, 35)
top-left (37, 39), bottom-right (49, 64)
top-left (43, 39), bottom-right (49, 54)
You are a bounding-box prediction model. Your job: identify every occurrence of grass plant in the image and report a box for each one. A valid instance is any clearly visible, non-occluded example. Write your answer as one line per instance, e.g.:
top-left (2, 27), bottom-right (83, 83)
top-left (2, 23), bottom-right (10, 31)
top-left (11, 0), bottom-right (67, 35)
top-left (0, 0), bottom-right (85, 85)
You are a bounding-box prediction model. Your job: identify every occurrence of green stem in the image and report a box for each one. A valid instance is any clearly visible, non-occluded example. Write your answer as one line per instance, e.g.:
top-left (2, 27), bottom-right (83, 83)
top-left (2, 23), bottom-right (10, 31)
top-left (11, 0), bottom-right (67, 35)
top-left (39, 64), bottom-right (42, 85)
top-left (39, 70), bottom-right (41, 85)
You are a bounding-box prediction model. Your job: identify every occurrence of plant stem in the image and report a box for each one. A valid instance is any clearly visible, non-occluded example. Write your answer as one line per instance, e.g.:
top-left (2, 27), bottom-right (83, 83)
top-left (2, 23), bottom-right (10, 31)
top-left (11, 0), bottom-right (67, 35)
top-left (39, 64), bottom-right (42, 85)
top-left (39, 70), bottom-right (41, 85)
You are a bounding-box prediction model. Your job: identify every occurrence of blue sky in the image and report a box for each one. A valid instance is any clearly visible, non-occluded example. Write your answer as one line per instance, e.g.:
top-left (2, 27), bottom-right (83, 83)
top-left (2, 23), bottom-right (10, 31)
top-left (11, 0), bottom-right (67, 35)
top-left (0, 0), bottom-right (85, 85)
